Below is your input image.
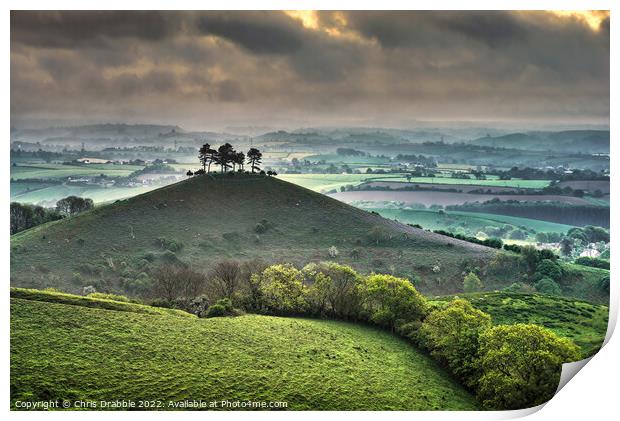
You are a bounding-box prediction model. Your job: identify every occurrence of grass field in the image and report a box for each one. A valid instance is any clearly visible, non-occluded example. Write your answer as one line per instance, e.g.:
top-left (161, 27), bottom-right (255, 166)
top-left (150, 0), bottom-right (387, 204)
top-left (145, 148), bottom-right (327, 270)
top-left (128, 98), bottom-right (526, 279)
top-left (10, 163), bottom-right (144, 180)
top-left (370, 177), bottom-right (551, 189)
top-left (368, 208), bottom-right (574, 239)
top-left (279, 173), bottom-right (550, 194)
top-left (11, 293), bottom-right (478, 410)
top-left (430, 292), bottom-right (609, 358)
top-left (10, 183), bottom-right (160, 204)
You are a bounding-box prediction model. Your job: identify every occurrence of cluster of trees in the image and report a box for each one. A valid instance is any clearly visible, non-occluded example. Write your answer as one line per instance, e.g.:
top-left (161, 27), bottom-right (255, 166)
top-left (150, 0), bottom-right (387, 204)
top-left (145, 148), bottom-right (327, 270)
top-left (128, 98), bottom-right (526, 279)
top-left (10, 202), bottom-right (62, 234)
top-left (190, 143), bottom-right (263, 175)
top-left (147, 260), bottom-right (579, 410)
top-left (336, 148), bottom-right (366, 157)
top-left (433, 230), bottom-right (503, 249)
top-left (11, 196), bottom-right (94, 234)
top-left (488, 166), bottom-right (608, 182)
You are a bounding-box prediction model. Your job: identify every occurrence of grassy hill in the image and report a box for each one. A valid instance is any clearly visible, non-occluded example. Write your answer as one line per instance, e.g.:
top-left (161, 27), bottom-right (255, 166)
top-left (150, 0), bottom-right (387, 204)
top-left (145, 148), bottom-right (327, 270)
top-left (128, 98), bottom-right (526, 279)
top-left (10, 173), bottom-right (495, 295)
top-left (11, 291), bottom-right (478, 410)
top-left (430, 292), bottom-right (609, 358)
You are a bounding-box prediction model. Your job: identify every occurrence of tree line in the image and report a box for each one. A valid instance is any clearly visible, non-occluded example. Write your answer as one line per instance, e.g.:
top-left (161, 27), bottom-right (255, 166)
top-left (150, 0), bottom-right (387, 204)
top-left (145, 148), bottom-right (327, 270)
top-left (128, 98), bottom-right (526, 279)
top-left (186, 143), bottom-right (265, 176)
top-left (11, 196), bottom-right (94, 234)
top-left (137, 259), bottom-right (578, 410)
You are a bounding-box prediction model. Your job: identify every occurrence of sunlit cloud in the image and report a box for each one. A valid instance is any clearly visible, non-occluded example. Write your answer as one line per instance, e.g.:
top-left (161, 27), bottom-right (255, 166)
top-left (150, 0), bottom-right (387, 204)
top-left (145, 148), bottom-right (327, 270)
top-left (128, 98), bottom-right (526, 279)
top-left (549, 10), bottom-right (609, 31)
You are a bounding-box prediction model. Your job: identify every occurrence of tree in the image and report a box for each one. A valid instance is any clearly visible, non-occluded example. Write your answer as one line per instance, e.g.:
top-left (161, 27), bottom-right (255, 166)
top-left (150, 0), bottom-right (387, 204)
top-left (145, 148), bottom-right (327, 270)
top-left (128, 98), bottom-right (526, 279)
top-left (463, 272), bottom-right (484, 293)
top-left (477, 324), bottom-right (580, 409)
top-left (367, 225), bottom-right (388, 245)
top-left (208, 260), bottom-right (241, 301)
top-left (215, 143), bottom-right (236, 172)
top-left (303, 262), bottom-right (362, 319)
top-left (186, 170), bottom-right (194, 177)
top-left (198, 143), bottom-right (210, 172)
top-left (534, 277), bottom-right (562, 295)
top-left (520, 245), bottom-right (540, 274)
top-left (246, 148), bottom-right (262, 173)
top-left (534, 259), bottom-right (562, 282)
top-left (419, 299), bottom-right (492, 388)
top-left (256, 264), bottom-right (306, 314)
top-left (152, 266), bottom-right (207, 302)
top-left (358, 274), bottom-right (428, 331)
top-left (56, 196), bottom-right (94, 217)
top-left (235, 152), bottom-right (245, 171)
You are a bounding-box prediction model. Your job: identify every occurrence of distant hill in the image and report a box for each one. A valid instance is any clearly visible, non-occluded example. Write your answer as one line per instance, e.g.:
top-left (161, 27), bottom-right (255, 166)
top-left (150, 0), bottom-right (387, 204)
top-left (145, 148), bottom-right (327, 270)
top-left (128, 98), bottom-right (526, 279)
top-left (10, 174), bottom-right (495, 295)
top-left (469, 130), bottom-right (609, 153)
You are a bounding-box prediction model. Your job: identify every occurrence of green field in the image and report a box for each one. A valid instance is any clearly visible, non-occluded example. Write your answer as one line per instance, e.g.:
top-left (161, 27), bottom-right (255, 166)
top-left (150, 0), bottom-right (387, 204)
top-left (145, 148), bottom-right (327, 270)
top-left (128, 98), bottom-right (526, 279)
top-left (278, 174), bottom-right (383, 192)
top-left (11, 292), bottom-right (478, 410)
top-left (10, 183), bottom-right (161, 205)
top-left (10, 163), bottom-right (144, 180)
top-left (370, 177), bottom-right (551, 189)
top-left (431, 292), bottom-right (609, 358)
top-left (369, 208), bottom-right (574, 240)
top-left (278, 173), bottom-right (550, 194)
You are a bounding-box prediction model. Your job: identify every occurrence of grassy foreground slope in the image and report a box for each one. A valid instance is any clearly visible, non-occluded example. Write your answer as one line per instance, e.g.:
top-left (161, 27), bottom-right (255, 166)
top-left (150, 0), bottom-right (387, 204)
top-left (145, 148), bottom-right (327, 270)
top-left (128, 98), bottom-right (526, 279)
top-left (10, 174), bottom-right (494, 294)
top-left (431, 292), bottom-right (609, 358)
top-left (10, 295), bottom-right (478, 410)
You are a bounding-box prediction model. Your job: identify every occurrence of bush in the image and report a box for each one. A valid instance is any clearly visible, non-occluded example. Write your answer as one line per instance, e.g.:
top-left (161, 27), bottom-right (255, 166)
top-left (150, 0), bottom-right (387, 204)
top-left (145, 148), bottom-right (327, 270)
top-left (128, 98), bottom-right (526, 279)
top-left (87, 292), bottom-right (136, 303)
top-left (205, 298), bottom-right (235, 318)
top-left (477, 324), bottom-right (580, 409)
top-left (419, 299), bottom-right (492, 388)
top-left (154, 237), bottom-right (183, 252)
top-left (534, 277), bottom-right (562, 295)
top-left (463, 272), bottom-right (483, 293)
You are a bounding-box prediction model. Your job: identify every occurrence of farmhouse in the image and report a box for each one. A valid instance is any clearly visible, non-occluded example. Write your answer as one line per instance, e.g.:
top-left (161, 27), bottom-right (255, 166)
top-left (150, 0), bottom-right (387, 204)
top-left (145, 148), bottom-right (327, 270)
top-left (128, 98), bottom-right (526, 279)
top-left (76, 157), bottom-right (111, 164)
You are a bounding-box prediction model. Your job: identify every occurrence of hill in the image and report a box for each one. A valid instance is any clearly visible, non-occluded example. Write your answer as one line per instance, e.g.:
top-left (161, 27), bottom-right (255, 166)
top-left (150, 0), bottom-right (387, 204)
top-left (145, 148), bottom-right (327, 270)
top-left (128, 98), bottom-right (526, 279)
top-left (10, 173), bottom-right (495, 295)
top-left (10, 291), bottom-right (478, 410)
top-left (430, 292), bottom-right (608, 358)
top-left (470, 130), bottom-right (609, 153)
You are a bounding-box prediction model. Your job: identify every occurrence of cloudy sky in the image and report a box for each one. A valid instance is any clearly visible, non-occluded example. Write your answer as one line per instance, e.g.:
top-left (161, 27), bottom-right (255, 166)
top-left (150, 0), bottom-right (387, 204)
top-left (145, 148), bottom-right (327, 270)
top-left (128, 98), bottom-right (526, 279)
top-left (10, 10), bottom-right (610, 130)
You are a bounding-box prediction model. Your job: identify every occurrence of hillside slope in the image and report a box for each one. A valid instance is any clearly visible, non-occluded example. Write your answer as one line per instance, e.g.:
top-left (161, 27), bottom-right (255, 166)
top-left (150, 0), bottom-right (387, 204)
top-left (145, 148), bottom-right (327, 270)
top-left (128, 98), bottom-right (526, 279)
top-left (10, 174), bottom-right (495, 294)
top-left (11, 295), bottom-right (478, 410)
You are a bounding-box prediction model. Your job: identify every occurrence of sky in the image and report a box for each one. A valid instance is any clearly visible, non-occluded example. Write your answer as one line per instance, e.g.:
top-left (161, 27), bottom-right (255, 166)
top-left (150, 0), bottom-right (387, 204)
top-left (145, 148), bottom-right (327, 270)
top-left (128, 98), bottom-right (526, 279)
top-left (10, 10), bottom-right (610, 131)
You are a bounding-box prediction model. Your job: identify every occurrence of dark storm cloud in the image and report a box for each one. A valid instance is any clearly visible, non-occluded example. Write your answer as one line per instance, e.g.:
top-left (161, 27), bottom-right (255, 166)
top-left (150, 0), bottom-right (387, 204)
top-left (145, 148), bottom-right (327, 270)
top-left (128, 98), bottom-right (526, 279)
top-left (10, 10), bottom-right (610, 129)
top-left (195, 12), bottom-right (305, 54)
top-left (11, 11), bottom-right (177, 48)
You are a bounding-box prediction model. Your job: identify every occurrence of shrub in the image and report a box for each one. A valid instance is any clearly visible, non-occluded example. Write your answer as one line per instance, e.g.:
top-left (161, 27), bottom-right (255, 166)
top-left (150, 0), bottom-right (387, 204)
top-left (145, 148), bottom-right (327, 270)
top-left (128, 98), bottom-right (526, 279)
top-left (463, 272), bottom-right (483, 293)
top-left (154, 237), bottom-right (183, 252)
top-left (477, 324), bottom-right (580, 410)
top-left (87, 292), bottom-right (136, 303)
top-left (534, 277), bottom-right (562, 295)
top-left (358, 274), bottom-right (428, 331)
top-left (205, 298), bottom-right (235, 318)
top-left (419, 299), bottom-right (492, 388)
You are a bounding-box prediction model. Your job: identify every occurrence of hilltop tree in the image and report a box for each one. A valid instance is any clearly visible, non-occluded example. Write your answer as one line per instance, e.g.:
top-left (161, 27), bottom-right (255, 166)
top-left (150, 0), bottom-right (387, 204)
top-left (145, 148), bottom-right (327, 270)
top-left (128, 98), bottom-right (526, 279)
top-left (215, 143), bottom-right (236, 173)
top-left (247, 148), bottom-right (262, 173)
top-left (235, 151), bottom-right (245, 171)
top-left (198, 143), bottom-right (210, 172)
